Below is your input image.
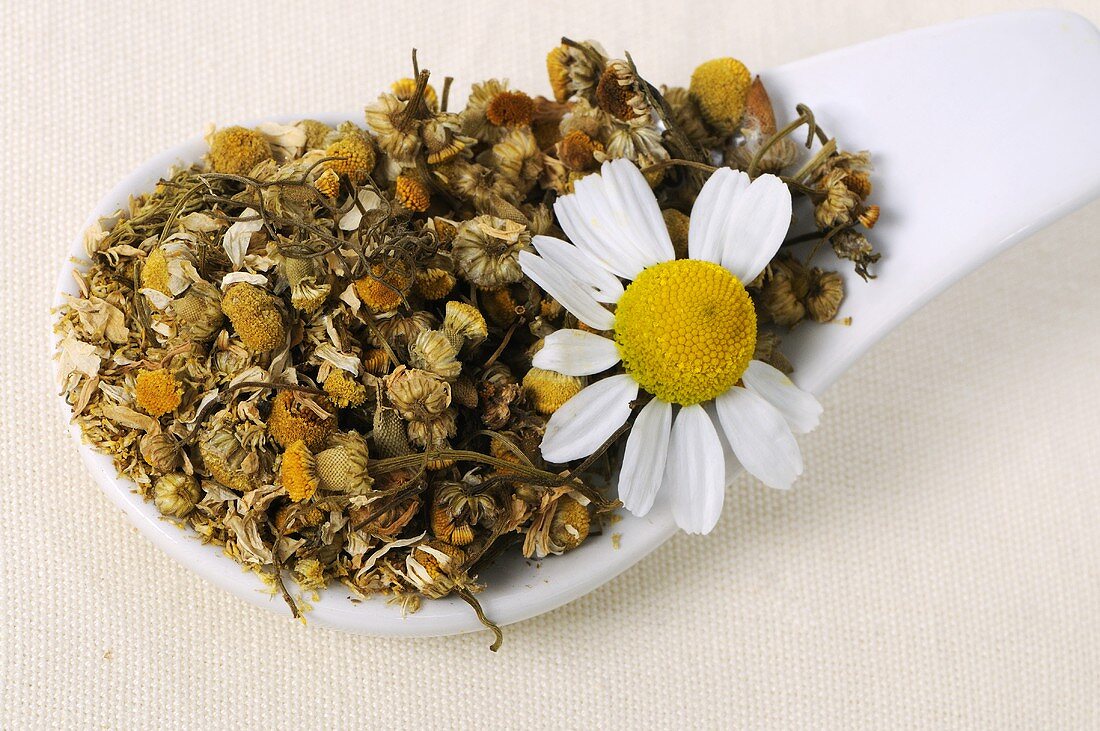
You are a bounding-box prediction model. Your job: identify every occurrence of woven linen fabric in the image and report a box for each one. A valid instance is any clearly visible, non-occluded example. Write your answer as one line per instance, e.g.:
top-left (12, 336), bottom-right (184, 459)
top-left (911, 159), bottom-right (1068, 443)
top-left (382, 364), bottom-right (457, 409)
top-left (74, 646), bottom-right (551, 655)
top-left (3, 1), bottom-right (1099, 728)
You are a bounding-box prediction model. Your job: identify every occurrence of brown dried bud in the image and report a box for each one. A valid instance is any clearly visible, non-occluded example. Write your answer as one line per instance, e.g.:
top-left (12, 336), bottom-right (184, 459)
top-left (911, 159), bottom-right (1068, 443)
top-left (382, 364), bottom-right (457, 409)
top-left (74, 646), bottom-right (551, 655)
top-left (153, 472), bottom-right (201, 518)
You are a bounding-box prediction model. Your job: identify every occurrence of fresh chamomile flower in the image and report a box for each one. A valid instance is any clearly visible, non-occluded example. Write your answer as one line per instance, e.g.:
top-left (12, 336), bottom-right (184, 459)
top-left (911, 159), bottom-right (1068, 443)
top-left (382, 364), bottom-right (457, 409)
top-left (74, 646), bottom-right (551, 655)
top-left (519, 158), bottom-right (822, 534)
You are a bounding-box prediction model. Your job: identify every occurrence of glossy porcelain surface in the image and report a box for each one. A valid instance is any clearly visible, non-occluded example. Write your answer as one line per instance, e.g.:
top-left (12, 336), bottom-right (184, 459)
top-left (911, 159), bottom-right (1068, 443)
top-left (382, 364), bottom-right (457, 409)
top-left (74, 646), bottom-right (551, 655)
top-left (55, 10), bottom-right (1100, 636)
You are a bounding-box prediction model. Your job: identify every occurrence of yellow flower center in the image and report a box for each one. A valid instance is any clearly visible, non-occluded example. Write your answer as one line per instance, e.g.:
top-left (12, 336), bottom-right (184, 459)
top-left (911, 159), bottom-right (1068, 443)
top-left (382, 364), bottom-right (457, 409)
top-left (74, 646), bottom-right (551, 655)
top-left (614, 259), bottom-right (756, 406)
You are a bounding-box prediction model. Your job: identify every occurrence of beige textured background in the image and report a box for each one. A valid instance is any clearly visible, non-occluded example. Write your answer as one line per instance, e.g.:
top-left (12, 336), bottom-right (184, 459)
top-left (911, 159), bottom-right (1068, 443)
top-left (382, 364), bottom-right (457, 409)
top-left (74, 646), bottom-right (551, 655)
top-left (3, 1), bottom-right (1099, 728)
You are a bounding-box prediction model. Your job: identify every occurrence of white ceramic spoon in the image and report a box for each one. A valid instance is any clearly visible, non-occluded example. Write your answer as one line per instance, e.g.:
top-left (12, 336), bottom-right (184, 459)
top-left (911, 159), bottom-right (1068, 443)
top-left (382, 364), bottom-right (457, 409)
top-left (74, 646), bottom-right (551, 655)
top-left (56, 9), bottom-right (1100, 638)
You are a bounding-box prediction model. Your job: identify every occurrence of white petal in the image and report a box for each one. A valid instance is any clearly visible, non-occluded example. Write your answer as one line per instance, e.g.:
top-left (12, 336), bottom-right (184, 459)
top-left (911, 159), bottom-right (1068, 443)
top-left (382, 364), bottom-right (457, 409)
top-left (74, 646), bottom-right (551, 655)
top-left (714, 386), bottom-right (803, 490)
top-left (541, 375), bottom-right (638, 463)
top-left (531, 235), bottom-right (623, 303)
top-left (555, 160), bottom-right (669, 279)
top-left (533, 329), bottom-right (621, 376)
top-left (601, 159), bottom-right (675, 263)
top-left (688, 168), bottom-right (750, 264)
top-left (741, 360), bottom-right (822, 434)
top-left (518, 251), bottom-right (615, 331)
top-left (665, 404), bottom-right (726, 534)
top-left (716, 174), bottom-right (793, 283)
top-left (618, 398), bottom-right (673, 517)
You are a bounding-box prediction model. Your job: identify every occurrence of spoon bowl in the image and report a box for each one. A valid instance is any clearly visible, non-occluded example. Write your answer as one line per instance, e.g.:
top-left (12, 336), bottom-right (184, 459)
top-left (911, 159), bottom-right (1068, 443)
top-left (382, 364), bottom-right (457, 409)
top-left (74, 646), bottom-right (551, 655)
top-left (55, 10), bottom-right (1100, 636)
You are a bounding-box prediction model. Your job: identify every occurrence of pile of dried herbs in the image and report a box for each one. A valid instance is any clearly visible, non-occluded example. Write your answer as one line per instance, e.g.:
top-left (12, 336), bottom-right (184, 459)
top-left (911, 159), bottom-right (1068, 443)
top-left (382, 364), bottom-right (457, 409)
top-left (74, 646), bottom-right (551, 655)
top-left (56, 43), bottom-right (879, 649)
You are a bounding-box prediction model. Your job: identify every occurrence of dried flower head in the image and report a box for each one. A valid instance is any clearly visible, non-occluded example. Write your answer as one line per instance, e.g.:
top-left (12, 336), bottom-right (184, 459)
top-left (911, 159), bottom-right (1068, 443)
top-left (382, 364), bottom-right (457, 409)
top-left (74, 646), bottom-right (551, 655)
top-left (365, 93), bottom-right (422, 162)
top-left (134, 368), bottom-right (183, 416)
top-left (313, 168), bottom-right (341, 199)
top-left (267, 390), bottom-right (337, 450)
top-left (153, 473), bottom-right (201, 518)
top-left (760, 257), bottom-right (810, 328)
top-left (355, 262), bottom-right (413, 314)
top-left (414, 267), bottom-right (456, 300)
top-left (489, 129), bottom-right (543, 191)
top-left (408, 329), bottom-right (461, 381)
top-left (208, 126), bottom-right (273, 175)
top-left (139, 431), bottom-right (182, 474)
top-left (549, 495), bottom-right (590, 551)
top-left (376, 309), bottom-right (435, 352)
top-left (442, 300), bottom-right (488, 351)
top-left (463, 80), bottom-right (532, 142)
top-left (805, 268), bottom-right (845, 323)
top-left (199, 419), bottom-right (267, 492)
top-left (421, 113), bottom-right (475, 165)
top-left (558, 130), bottom-right (604, 172)
top-left (595, 59), bottom-right (648, 121)
top-left (522, 367), bottom-right (583, 415)
top-left (324, 124), bottom-right (376, 184)
top-left (661, 209), bottom-right (690, 259)
top-left (315, 431), bottom-right (372, 494)
top-left (395, 174), bottom-right (431, 212)
top-left (297, 119), bottom-right (332, 150)
top-left (545, 41), bottom-right (605, 103)
top-left (814, 168), bottom-right (861, 229)
top-left (281, 439), bottom-right (320, 502)
top-left (141, 247), bottom-right (171, 296)
top-left (406, 542), bottom-right (467, 598)
top-left (386, 366), bottom-right (451, 421)
top-left (689, 57), bottom-right (752, 136)
top-left (391, 77), bottom-right (439, 111)
top-left (173, 281), bottom-right (225, 341)
top-left (281, 255), bottom-right (331, 314)
top-left (372, 405), bottom-right (411, 458)
top-left (323, 370), bottom-right (367, 408)
top-left (362, 347), bottom-right (392, 376)
top-left (221, 283), bottom-right (286, 352)
top-left (452, 215), bottom-right (528, 288)
top-left (858, 204), bottom-right (880, 229)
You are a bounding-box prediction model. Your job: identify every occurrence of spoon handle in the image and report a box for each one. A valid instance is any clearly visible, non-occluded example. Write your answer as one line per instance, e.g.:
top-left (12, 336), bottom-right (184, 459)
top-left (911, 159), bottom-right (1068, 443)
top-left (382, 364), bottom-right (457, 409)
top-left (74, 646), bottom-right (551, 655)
top-left (762, 10), bottom-right (1100, 393)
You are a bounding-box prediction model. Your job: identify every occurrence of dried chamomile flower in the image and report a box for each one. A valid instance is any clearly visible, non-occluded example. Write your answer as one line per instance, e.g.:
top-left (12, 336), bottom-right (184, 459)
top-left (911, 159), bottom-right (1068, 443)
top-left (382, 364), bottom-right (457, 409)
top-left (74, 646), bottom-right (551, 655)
top-left (281, 439), bottom-right (320, 502)
top-left (267, 391), bottom-right (337, 450)
top-left (661, 209), bottom-right (690, 259)
top-left (549, 495), bottom-right (590, 552)
top-left (488, 128), bottom-right (543, 192)
top-left (433, 159), bottom-right (521, 215)
top-left (830, 229), bottom-right (880, 279)
top-left (141, 246), bottom-right (172, 296)
top-left (814, 168), bottom-right (862, 229)
top-left (596, 59), bottom-right (648, 122)
top-left (421, 112), bottom-right (475, 165)
top-left (462, 80), bottom-right (534, 143)
top-left (522, 367), bottom-right (583, 415)
top-left (431, 480), bottom-right (496, 547)
top-left (324, 123), bottom-right (376, 184)
top-left (392, 77), bottom-right (439, 111)
top-left (753, 331), bottom-right (793, 375)
top-left (173, 281), bottom-right (225, 341)
top-left (207, 125), bottom-right (274, 175)
top-left (315, 431), bottom-right (372, 493)
top-left (221, 282), bottom-right (286, 352)
top-left (557, 130), bottom-right (604, 172)
top-left (281, 254), bottom-right (331, 314)
top-left (690, 57), bottom-right (752, 136)
top-left (375, 309), bottom-right (435, 352)
top-left (354, 262), bottom-right (413, 314)
top-left (323, 370), bottom-right (367, 408)
top-left (414, 267), bottom-right (456, 300)
top-left (395, 174), bottom-right (431, 212)
top-left (407, 412), bottom-right (457, 451)
top-left (406, 542), bottom-right (467, 599)
top-left (805, 268), bottom-right (845, 323)
top-left (386, 366), bottom-right (451, 420)
top-left (199, 419), bottom-right (265, 492)
top-left (409, 329), bottom-right (461, 381)
top-left (442, 300), bottom-right (488, 352)
top-left (291, 558), bottom-right (327, 593)
top-left (365, 93), bottom-right (422, 163)
top-left (760, 257), bottom-right (809, 328)
top-left (141, 242), bottom-right (198, 299)
top-left (313, 168), bottom-right (341, 199)
top-left (297, 119), bottom-right (333, 150)
top-left (546, 40), bottom-right (606, 103)
top-left (362, 347), bottom-right (392, 375)
top-left (153, 473), bottom-right (201, 518)
top-left (134, 368), bottom-right (183, 416)
top-left (451, 215), bottom-right (528, 288)
top-left (602, 122), bottom-right (669, 172)
top-left (139, 431), bottom-right (182, 474)
top-left (480, 286), bottom-right (521, 327)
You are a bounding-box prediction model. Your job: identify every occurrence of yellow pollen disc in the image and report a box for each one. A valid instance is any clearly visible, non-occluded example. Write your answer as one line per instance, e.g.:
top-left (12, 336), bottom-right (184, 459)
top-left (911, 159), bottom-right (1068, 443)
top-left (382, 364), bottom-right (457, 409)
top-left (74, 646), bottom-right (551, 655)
top-left (614, 259), bottom-right (756, 406)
